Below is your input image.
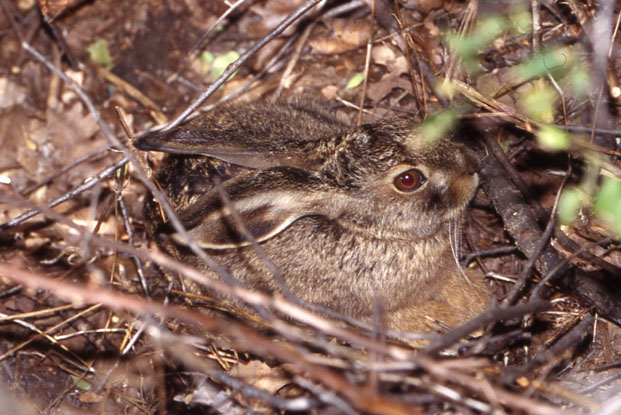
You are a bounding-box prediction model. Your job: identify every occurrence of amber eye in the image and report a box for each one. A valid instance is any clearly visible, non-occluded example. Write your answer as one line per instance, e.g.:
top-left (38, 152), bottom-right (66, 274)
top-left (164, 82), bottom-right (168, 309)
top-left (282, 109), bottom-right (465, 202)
top-left (393, 168), bottom-right (426, 192)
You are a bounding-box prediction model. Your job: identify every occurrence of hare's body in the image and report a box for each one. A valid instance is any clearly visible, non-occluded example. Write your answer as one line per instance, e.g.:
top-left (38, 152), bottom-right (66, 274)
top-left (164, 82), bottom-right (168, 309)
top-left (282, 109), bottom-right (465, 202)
top-left (137, 101), bottom-right (490, 332)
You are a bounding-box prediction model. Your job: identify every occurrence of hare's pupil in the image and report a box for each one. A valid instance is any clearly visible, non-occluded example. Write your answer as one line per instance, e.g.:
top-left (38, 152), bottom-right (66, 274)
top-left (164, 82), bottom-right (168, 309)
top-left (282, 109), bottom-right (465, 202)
top-left (394, 169), bottom-right (424, 192)
top-left (401, 173), bottom-right (415, 187)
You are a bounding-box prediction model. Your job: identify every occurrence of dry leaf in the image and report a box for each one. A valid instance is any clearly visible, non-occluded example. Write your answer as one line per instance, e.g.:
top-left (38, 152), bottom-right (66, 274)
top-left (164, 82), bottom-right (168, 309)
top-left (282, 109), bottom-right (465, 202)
top-left (367, 44), bottom-right (412, 102)
top-left (243, 0), bottom-right (308, 37)
top-left (228, 361), bottom-right (290, 395)
top-left (0, 78), bottom-right (27, 109)
top-left (308, 18), bottom-right (372, 55)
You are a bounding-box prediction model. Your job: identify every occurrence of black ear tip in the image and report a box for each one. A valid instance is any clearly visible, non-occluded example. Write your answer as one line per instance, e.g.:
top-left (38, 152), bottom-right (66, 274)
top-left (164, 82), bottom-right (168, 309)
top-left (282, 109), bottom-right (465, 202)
top-left (133, 129), bottom-right (202, 154)
top-left (133, 136), bottom-right (156, 151)
top-left (134, 132), bottom-right (175, 151)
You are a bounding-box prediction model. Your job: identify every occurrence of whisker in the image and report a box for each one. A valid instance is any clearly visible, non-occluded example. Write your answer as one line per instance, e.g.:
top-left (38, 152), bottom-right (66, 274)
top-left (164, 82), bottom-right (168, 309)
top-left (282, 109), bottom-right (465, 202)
top-left (449, 216), bottom-right (473, 286)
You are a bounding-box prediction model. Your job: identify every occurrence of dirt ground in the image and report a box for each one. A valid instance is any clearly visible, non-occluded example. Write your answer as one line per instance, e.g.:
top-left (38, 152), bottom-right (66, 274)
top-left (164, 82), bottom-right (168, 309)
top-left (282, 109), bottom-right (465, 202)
top-left (1, 0), bottom-right (621, 414)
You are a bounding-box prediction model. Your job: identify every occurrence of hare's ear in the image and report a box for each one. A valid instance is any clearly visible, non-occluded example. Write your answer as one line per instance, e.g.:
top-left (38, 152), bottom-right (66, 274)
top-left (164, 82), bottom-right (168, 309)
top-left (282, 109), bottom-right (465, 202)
top-left (135, 127), bottom-right (292, 169)
top-left (134, 103), bottom-right (348, 169)
top-left (168, 169), bottom-right (330, 249)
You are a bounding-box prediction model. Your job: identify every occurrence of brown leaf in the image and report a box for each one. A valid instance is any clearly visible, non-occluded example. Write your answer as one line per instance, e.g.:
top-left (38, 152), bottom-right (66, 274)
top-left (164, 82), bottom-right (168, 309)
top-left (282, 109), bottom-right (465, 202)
top-left (366, 44), bottom-right (412, 102)
top-left (308, 18), bottom-right (372, 55)
top-left (0, 78), bottom-right (27, 109)
top-left (228, 361), bottom-right (290, 395)
top-left (243, 0), bottom-right (308, 37)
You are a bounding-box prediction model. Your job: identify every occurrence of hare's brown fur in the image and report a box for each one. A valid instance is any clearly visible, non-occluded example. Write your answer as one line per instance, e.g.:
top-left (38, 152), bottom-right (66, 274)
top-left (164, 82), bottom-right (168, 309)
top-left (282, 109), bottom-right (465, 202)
top-left (136, 101), bottom-right (491, 333)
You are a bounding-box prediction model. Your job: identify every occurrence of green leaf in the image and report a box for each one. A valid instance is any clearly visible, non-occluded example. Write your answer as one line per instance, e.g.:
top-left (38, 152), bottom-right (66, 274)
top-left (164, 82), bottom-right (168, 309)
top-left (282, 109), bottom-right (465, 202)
top-left (445, 16), bottom-right (506, 74)
top-left (199, 51), bottom-right (214, 64)
top-left (593, 176), bottom-right (621, 237)
top-left (509, 9), bottom-right (531, 34)
top-left (537, 125), bottom-right (571, 151)
top-left (115, 164), bottom-right (129, 179)
top-left (499, 138), bottom-right (510, 153)
top-left (86, 39), bottom-right (113, 69)
top-left (567, 64), bottom-right (591, 97)
top-left (522, 85), bottom-right (557, 123)
top-left (345, 72), bottom-right (364, 89)
top-left (211, 51), bottom-right (240, 80)
top-left (70, 375), bottom-right (92, 391)
top-left (198, 51), bottom-right (214, 75)
top-left (417, 110), bottom-right (458, 147)
top-left (447, 17), bottom-right (506, 60)
top-left (512, 48), bottom-right (574, 83)
top-left (558, 187), bottom-right (584, 225)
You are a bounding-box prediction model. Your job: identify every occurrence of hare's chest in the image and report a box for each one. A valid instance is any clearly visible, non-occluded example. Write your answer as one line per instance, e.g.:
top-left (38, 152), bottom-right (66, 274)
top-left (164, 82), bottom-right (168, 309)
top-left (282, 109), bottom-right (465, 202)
top-left (243, 216), bottom-right (449, 315)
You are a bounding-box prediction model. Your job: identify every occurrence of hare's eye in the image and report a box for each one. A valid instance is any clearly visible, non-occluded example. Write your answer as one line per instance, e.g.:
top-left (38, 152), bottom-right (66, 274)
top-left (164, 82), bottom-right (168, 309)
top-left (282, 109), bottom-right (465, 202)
top-left (393, 169), bottom-right (425, 192)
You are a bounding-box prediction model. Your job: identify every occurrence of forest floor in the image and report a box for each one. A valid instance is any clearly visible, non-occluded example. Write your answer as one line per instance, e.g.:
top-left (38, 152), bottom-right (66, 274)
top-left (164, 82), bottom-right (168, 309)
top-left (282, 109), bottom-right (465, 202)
top-left (1, 0), bottom-right (621, 414)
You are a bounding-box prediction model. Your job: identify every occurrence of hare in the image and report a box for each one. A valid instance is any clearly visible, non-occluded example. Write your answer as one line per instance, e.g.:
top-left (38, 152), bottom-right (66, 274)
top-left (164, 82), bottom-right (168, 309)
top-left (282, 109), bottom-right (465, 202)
top-left (135, 101), bottom-right (490, 333)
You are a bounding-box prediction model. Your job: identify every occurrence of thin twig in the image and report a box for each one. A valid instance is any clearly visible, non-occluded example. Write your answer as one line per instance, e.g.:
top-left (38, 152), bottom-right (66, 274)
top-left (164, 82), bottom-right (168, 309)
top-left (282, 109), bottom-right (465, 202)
top-left (162, 0), bottom-right (324, 131)
top-left (425, 300), bottom-right (552, 355)
top-left (20, 147), bottom-right (110, 197)
top-left (0, 157), bottom-right (128, 229)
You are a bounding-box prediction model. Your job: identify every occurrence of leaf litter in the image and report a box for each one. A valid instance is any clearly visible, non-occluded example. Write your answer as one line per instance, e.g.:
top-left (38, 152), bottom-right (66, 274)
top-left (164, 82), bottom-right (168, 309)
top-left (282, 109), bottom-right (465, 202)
top-left (0, 1), bottom-right (620, 414)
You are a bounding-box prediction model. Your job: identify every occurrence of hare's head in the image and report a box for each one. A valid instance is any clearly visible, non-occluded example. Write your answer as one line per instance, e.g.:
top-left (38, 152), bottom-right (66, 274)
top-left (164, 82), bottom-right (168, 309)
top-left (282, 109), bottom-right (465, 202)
top-left (309, 116), bottom-right (479, 241)
top-left (135, 103), bottom-right (479, 248)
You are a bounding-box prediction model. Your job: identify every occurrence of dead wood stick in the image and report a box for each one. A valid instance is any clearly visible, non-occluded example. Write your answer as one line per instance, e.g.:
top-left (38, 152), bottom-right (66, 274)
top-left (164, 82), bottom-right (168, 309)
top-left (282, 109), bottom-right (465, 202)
top-left (479, 152), bottom-right (621, 324)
